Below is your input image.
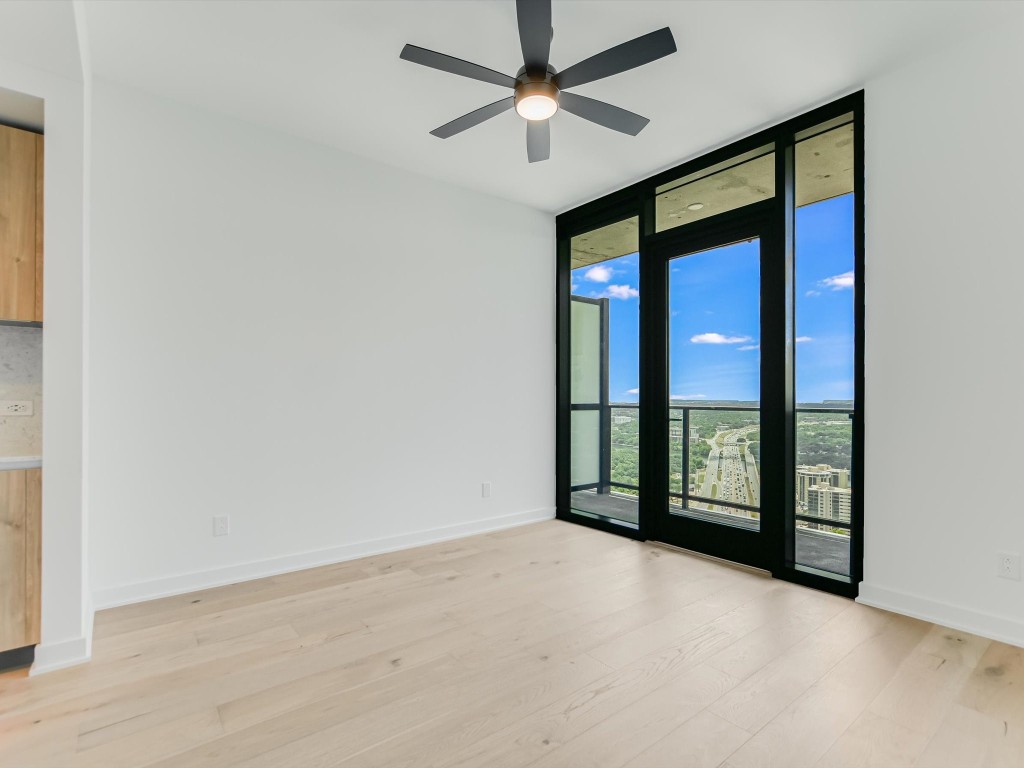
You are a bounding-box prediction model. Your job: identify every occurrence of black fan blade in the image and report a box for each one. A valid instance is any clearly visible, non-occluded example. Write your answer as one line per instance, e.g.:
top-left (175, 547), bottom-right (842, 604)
top-left (526, 119), bottom-right (550, 163)
top-left (400, 44), bottom-right (517, 89)
top-left (555, 27), bottom-right (676, 90)
top-left (430, 97), bottom-right (515, 139)
top-left (516, 0), bottom-right (552, 75)
top-left (559, 91), bottom-right (649, 136)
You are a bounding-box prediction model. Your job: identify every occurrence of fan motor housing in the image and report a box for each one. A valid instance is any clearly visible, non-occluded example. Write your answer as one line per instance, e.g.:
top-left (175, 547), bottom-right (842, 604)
top-left (514, 64), bottom-right (560, 115)
top-left (515, 63), bottom-right (558, 82)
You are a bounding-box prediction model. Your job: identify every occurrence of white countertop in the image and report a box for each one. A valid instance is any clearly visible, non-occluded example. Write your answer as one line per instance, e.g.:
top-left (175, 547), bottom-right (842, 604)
top-left (0, 456), bottom-right (42, 470)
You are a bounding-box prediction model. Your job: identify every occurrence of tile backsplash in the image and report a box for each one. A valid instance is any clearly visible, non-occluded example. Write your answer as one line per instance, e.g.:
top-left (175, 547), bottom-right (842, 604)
top-left (0, 326), bottom-right (42, 457)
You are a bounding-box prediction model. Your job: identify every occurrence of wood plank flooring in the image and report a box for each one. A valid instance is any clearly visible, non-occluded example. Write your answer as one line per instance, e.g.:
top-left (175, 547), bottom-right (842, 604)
top-left (1, 520), bottom-right (1021, 767)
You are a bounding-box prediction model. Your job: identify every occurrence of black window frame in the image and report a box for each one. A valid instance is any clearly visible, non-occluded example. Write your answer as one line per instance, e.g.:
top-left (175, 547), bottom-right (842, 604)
top-left (555, 92), bottom-right (865, 598)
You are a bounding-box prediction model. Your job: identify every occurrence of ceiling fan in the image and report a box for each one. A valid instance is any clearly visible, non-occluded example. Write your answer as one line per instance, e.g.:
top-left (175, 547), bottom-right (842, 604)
top-left (399, 0), bottom-right (676, 162)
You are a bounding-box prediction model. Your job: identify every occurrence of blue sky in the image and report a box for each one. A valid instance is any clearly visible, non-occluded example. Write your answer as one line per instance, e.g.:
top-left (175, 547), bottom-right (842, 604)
top-left (571, 194), bottom-right (855, 405)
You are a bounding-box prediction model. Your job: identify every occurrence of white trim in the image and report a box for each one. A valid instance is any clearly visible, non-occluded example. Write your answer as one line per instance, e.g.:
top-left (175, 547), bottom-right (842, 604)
top-left (83, 592), bottom-right (94, 656)
top-left (93, 507), bottom-right (555, 610)
top-left (30, 633), bottom-right (91, 675)
top-left (30, 595), bottom-right (94, 676)
top-left (858, 582), bottom-right (1024, 649)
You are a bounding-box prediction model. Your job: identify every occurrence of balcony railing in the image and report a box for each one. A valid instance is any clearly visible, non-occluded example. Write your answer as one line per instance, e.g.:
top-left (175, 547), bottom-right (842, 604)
top-left (570, 403), bottom-right (854, 573)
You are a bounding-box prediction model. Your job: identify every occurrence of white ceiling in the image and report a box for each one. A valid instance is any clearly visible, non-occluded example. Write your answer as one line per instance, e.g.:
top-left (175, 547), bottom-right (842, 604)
top-left (79, 1), bottom-right (1022, 212)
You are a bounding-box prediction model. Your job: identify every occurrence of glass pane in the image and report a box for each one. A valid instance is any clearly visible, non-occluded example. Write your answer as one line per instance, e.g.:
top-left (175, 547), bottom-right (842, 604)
top-left (569, 218), bottom-right (640, 526)
top-left (794, 119), bottom-right (855, 576)
top-left (656, 150), bottom-right (775, 232)
top-left (610, 406), bottom-right (639, 493)
top-left (570, 299), bottom-right (601, 405)
top-left (570, 410), bottom-right (600, 487)
top-left (796, 417), bottom-right (852, 525)
top-left (668, 408), bottom-right (687, 496)
top-left (668, 240), bottom-right (761, 529)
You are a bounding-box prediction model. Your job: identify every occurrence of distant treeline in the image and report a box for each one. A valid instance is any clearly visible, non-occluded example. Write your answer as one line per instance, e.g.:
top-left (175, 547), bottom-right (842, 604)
top-left (604, 405), bottom-right (851, 494)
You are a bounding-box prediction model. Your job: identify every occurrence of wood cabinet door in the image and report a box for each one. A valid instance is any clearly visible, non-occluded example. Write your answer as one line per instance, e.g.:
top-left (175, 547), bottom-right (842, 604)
top-left (0, 469), bottom-right (41, 651)
top-left (0, 125), bottom-right (39, 323)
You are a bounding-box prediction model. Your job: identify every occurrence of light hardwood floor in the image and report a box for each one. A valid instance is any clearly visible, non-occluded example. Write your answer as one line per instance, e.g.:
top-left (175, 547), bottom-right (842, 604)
top-left (1, 520), bottom-right (1021, 767)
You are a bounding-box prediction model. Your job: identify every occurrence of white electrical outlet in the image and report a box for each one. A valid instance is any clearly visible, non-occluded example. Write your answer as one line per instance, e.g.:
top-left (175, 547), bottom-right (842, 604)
top-left (0, 400), bottom-right (33, 416)
top-left (213, 515), bottom-right (230, 537)
top-left (481, 482), bottom-right (492, 498)
top-left (997, 551), bottom-right (1021, 581)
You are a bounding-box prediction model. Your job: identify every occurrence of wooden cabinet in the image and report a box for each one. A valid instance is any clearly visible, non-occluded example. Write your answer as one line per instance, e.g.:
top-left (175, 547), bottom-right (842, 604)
top-left (0, 124), bottom-right (43, 323)
top-left (0, 468), bottom-right (41, 652)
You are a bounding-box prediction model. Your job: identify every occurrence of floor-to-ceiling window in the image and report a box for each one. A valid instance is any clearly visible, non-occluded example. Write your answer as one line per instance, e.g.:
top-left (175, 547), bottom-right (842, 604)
top-left (556, 94), bottom-right (863, 598)
top-left (567, 217), bottom-right (640, 526)
top-left (793, 119), bottom-right (857, 578)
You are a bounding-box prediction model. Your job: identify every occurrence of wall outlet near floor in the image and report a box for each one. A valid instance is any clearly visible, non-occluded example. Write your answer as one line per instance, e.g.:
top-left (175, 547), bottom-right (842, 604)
top-left (213, 515), bottom-right (230, 537)
top-left (0, 400), bottom-right (33, 416)
top-left (997, 551), bottom-right (1021, 581)
top-left (481, 482), bottom-right (492, 498)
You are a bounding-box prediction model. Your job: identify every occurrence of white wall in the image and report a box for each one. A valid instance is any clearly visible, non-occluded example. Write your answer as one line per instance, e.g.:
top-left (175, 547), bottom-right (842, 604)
top-left (860, 24), bottom-right (1024, 646)
top-left (0, 53), bottom-right (90, 673)
top-left (88, 81), bottom-right (555, 606)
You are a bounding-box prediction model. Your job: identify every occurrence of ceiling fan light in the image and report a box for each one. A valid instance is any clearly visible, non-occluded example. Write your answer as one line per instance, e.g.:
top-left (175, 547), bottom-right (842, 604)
top-left (516, 94), bottom-right (558, 120)
top-left (515, 80), bottom-right (559, 121)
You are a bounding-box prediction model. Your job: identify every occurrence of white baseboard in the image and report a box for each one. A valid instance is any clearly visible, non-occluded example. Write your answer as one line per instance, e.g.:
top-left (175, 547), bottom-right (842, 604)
top-left (31, 597), bottom-right (95, 676)
top-left (858, 582), bottom-right (1024, 649)
top-left (31, 633), bottom-right (91, 675)
top-left (93, 507), bottom-right (555, 611)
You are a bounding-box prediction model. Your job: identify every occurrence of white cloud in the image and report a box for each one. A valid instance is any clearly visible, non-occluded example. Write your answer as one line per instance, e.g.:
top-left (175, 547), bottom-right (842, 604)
top-left (584, 265), bottom-right (613, 283)
top-left (805, 290), bottom-right (821, 297)
top-left (604, 284), bottom-right (639, 300)
top-left (626, 388), bottom-right (640, 395)
top-left (571, 282), bottom-right (579, 292)
top-left (671, 393), bottom-right (707, 400)
top-left (796, 336), bottom-right (813, 343)
top-left (690, 332), bottom-right (753, 344)
top-left (820, 271), bottom-right (854, 291)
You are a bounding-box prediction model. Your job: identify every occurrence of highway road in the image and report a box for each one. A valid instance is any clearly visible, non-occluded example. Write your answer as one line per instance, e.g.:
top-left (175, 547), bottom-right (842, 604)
top-left (697, 424), bottom-right (760, 514)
